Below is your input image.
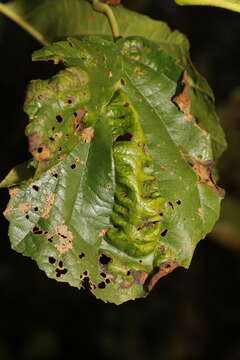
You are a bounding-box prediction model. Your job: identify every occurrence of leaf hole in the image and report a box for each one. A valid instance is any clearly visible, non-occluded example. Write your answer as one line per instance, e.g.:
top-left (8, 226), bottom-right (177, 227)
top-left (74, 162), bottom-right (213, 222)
top-left (25, 214), bottom-right (29, 219)
top-left (56, 269), bottom-right (61, 277)
top-left (168, 202), bottom-right (174, 210)
top-left (79, 253), bottom-right (85, 259)
top-left (99, 254), bottom-right (112, 265)
top-left (58, 233), bottom-right (67, 239)
top-left (105, 279), bottom-right (110, 284)
top-left (81, 277), bottom-right (91, 290)
top-left (59, 260), bottom-right (63, 268)
top-left (98, 282), bottom-right (106, 289)
top-left (32, 185), bottom-right (39, 191)
top-left (116, 133), bottom-right (132, 142)
top-left (48, 257), bottom-right (56, 264)
top-left (34, 207), bottom-right (38, 211)
top-left (56, 115), bottom-right (63, 123)
top-left (176, 200), bottom-right (181, 205)
top-left (164, 263), bottom-right (171, 269)
top-left (32, 226), bottom-right (42, 235)
top-left (56, 267), bottom-right (68, 277)
top-left (100, 272), bottom-right (106, 278)
top-left (37, 147), bottom-right (43, 153)
top-left (161, 229), bottom-right (168, 237)
top-left (71, 164), bottom-right (76, 169)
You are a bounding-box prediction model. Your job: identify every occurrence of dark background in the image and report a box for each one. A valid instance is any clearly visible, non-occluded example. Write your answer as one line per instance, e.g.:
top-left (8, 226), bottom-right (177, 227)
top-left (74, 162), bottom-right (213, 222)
top-left (1, 1), bottom-right (240, 359)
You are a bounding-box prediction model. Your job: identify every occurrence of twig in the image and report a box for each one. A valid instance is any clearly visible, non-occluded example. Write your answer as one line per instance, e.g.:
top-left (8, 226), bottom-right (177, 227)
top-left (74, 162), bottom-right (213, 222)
top-left (91, 0), bottom-right (120, 40)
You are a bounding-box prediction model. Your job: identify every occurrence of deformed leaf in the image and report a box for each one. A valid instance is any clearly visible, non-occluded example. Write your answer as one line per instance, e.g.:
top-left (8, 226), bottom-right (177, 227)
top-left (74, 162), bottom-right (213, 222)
top-left (2, 34), bottom-right (226, 304)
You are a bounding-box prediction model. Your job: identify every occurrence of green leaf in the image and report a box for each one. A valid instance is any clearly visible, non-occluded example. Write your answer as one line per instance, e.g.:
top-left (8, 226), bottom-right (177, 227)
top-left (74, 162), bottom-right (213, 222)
top-left (4, 0), bottom-right (185, 43)
top-left (1, 0), bottom-right (226, 159)
top-left (0, 161), bottom-right (34, 188)
top-left (175, 0), bottom-right (240, 13)
top-left (2, 35), bottom-right (226, 304)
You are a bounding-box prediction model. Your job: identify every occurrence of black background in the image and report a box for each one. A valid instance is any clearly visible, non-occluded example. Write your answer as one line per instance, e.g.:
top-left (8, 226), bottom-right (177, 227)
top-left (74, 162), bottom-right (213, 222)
top-left (1, 1), bottom-right (240, 359)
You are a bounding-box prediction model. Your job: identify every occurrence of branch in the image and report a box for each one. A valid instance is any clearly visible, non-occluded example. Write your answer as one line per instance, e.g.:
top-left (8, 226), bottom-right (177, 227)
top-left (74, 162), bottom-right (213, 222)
top-left (91, 0), bottom-right (120, 40)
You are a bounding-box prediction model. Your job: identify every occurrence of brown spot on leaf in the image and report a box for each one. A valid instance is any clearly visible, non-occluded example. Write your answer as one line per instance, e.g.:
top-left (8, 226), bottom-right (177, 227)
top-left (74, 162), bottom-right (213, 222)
top-left (198, 207), bottom-right (204, 220)
top-left (73, 108), bottom-right (88, 132)
top-left (54, 224), bottom-right (73, 254)
top-left (9, 187), bottom-right (20, 199)
top-left (18, 202), bottom-right (31, 213)
top-left (42, 193), bottom-right (55, 218)
top-left (48, 168), bottom-right (58, 177)
top-left (194, 122), bottom-right (208, 136)
top-left (58, 154), bottom-right (67, 161)
top-left (145, 260), bottom-right (178, 291)
top-left (134, 66), bottom-right (145, 77)
top-left (44, 231), bottom-right (54, 242)
top-left (80, 127), bottom-right (94, 143)
top-left (130, 269), bottom-right (148, 285)
top-left (3, 205), bottom-right (13, 217)
top-left (98, 228), bottom-right (109, 237)
top-left (67, 96), bottom-right (75, 105)
top-left (28, 132), bottom-right (51, 161)
top-left (192, 160), bottom-right (225, 196)
top-left (173, 71), bottom-right (193, 122)
top-left (106, 273), bottom-right (115, 281)
top-left (120, 280), bottom-right (133, 288)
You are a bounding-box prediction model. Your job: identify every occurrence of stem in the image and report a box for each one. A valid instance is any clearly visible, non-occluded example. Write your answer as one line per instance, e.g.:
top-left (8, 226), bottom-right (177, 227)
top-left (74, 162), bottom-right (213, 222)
top-left (0, 4), bottom-right (50, 46)
top-left (175, 0), bottom-right (240, 13)
top-left (91, 0), bottom-right (120, 40)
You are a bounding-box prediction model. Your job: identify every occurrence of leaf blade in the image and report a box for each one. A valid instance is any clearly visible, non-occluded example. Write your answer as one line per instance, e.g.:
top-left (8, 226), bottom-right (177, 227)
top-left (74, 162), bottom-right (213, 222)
top-left (175, 0), bottom-right (240, 13)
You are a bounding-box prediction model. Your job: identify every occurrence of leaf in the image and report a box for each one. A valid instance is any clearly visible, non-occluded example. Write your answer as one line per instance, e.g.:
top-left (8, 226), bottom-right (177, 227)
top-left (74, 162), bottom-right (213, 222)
top-left (4, 0), bottom-right (184, 43)
top-left (0, 161), bottom-right (34, 188)
top-left (175, 0), bottom-right (240, 13)
top-left (2, 0), bottom-right (226, 160)
top-left (2, 34), bottom-right (226, 304)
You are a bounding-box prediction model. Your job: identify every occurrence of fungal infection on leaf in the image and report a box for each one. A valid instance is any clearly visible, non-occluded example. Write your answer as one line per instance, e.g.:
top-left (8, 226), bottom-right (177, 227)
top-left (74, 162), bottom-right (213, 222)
top-left (1, 27), bottom-right (226, 304)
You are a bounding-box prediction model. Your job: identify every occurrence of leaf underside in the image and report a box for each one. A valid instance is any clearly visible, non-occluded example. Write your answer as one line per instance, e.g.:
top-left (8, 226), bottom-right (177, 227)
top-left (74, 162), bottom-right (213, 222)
top-left (2, 1), bottom-right (227, 304)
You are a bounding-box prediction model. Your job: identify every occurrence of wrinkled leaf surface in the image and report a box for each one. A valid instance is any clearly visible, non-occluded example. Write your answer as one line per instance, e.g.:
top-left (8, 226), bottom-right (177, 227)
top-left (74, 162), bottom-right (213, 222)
top-left (2, 34), bottom-right (226, 304)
